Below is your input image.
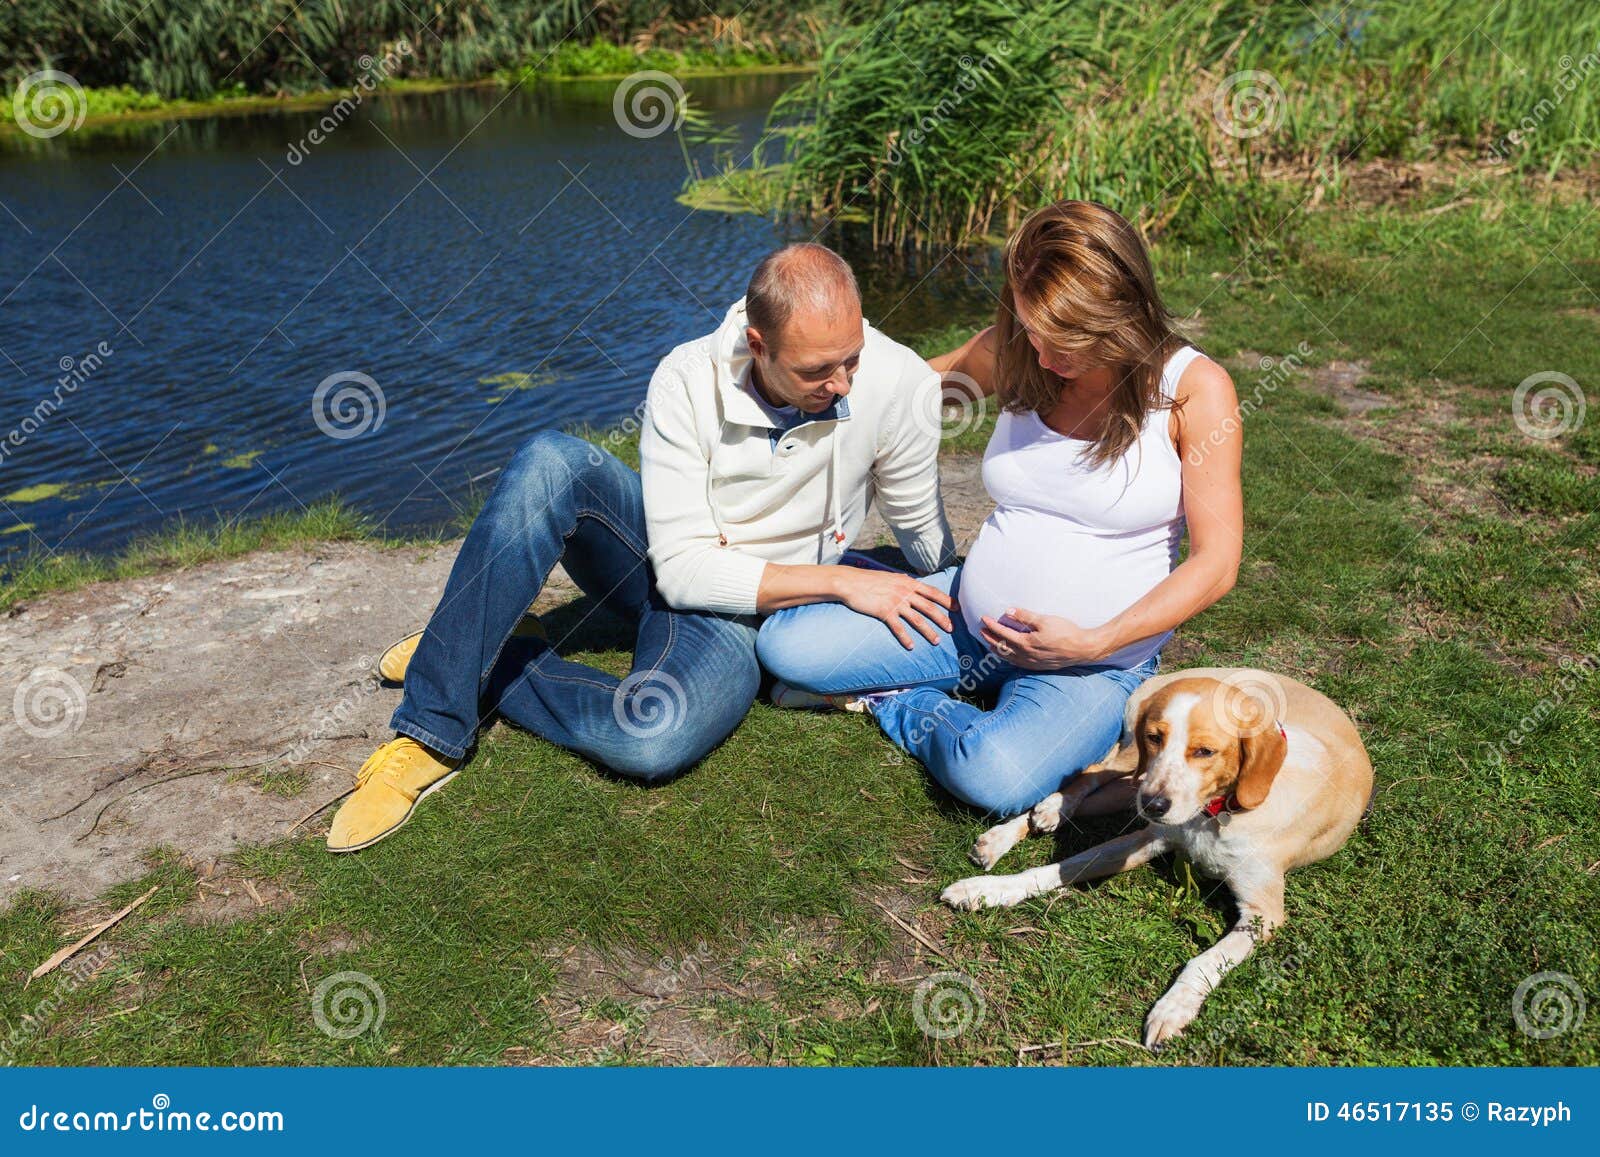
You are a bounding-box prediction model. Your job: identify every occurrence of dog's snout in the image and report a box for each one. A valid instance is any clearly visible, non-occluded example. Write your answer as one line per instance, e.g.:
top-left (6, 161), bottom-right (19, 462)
top-left (1138, 792), bottom-right (1171, 819)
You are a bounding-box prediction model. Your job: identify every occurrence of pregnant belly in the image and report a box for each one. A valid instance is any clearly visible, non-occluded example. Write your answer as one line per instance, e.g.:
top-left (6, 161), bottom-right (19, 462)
top-left (958, 512), bottom-right (1178, 668)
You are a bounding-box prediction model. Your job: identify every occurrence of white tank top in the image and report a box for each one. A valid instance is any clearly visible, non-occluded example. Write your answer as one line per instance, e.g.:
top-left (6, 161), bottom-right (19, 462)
top-left (959, 345), bottom-right (1202, 669)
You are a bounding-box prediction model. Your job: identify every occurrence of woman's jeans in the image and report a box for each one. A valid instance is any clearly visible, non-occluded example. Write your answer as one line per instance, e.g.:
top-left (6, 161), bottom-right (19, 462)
top-left (756, 566), bottom-right (1160, 816)
top-left (391, 431), bottom-right (760, 782)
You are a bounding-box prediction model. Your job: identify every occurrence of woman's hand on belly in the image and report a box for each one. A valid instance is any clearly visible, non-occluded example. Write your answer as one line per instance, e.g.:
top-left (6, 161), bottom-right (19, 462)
top-left (979, 606), bottom-right (1110, 669)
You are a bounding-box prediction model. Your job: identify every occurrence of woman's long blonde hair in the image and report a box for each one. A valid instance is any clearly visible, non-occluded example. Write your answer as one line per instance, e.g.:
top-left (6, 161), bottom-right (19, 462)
top-left (995, 200), bottom-right (1185, 471)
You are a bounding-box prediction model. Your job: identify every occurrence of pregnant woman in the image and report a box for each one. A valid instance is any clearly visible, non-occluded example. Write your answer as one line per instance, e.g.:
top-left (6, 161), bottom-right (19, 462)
top-left (756, 200), bottom-right (1244, 816)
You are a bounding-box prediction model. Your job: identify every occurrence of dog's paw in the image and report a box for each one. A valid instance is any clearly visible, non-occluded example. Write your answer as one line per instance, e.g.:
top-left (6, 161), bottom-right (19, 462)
top-left (1030, 792), bottom-right (1065, 833)
top-left (1143, 990), bottom-right (1204, 1050)
top-left (969, 816), bottom-right (1028, 870)
top-left (941, 875), bottom-right (1028, 911)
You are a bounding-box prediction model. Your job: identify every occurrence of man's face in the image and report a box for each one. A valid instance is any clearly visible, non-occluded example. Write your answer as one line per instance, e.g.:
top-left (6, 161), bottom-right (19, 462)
top-left (747, 304), bottom-right (864, 414)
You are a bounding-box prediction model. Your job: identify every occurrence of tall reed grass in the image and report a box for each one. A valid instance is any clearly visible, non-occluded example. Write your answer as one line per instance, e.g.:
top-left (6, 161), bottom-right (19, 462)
top-left (0, 1), bottom-right (831, 98)
top-left (768, 1), bottom-right (1600, 251)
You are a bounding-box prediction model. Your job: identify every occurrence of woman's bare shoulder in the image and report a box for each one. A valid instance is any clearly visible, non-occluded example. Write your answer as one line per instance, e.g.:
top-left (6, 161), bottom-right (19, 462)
top-left (1174, 349), bottom-right (1235, 405)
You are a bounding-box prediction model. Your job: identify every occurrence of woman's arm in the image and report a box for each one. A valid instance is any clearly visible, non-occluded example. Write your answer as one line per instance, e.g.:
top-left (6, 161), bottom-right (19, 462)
top-left (926, 325), bottom-right (1000, 400)
top-left (979, 357), bottom-right (1245, 666)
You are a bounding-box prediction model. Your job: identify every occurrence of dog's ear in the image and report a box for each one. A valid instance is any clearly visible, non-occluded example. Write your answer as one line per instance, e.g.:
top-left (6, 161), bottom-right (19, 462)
top-left (1234, 723), bottom-right (1288, 809)
top-left (1086, 699), bottom-right (1154, 776)
top-left (1103, 718), bottom-right (1149, 776)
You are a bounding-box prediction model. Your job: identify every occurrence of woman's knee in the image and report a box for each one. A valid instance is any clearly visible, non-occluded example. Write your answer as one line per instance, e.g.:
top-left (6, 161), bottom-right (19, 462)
top-left (755, 611), bottom-right (801, 681)
top-left (929, 730), bottom-right (1062, 817)
top-left (755, 607), bottom-right (850, 690)
top-left (604, 740), bottom-right (697, 785)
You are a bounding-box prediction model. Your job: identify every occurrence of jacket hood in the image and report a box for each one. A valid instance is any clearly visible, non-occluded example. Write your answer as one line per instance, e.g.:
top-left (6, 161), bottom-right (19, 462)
top-left (714, 296), bottom-right (754, 395)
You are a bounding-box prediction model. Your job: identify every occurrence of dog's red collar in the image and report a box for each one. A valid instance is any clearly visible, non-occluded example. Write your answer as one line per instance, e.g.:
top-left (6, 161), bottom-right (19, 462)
top-left (1205, 720), bottom-right (1287, 818)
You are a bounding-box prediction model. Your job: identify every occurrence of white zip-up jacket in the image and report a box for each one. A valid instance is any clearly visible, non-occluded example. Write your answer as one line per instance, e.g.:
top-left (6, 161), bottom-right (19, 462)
top-left (640, 298), bottom-right (956, 615)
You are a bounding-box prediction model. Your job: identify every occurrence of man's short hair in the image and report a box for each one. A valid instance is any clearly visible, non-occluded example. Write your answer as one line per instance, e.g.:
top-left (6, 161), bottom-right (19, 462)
top-left (744, 243), bottom-right (861, 350)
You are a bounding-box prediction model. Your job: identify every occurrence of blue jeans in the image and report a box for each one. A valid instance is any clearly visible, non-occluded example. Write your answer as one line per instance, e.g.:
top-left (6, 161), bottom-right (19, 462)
top-left (756, 565), bottom-right (1160, 816)
top-left (391, 431), bottom-right (761, 783)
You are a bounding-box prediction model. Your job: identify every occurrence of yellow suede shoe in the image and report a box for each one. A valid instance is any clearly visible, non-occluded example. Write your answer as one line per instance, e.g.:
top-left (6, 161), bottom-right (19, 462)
top-left (325, 737), bottom-right (461, 853)
top-left (377, 631), bottom-right (423, 683)
top-left (377, 613), bottom-right (546, 685)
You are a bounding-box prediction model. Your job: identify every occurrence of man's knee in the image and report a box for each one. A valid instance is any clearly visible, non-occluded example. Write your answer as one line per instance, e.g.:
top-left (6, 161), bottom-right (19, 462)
top-left (605, 741), bottom-right (698, 785)
top-left (605, 664), bottom-right (755, 783)
top-left (603, 725), bottom-right (718, 785)
top-left (755, 609), bottom-right (855, 691)
top-left (504, 430), bottom-right (607, 490)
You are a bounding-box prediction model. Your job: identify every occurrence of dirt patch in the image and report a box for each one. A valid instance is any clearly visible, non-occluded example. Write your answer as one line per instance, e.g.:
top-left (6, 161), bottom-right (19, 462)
top-left (514, 941), bottom-right (770, 1066)
top-left (1328, 373), bottom-right (1598, 674)
top-left (294, 925), bottom-right (372, 958)
top-left (183, 860), bottom-right (298, 926)
top-left (865, 453), bottom-right (990, 557)
top-left (1226, 352), bottom-right (1391, 416)
top-left (1308, 360), bottom-right (1391, 415)
top-left (1, 462), bottom-right (995, 908)
top-left (0, 543), bottom-right (576, 906)
top-left (1254, 157), bottom-right (1600, 213)
top-left (1338, 379), bottom-right (1505, 517)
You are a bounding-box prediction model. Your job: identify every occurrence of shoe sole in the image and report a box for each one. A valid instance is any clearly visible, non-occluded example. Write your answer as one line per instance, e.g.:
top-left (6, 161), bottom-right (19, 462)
top-left (325, 768), bottom-right (461, 854)
top-left (377, 630), bottom-right (423, 683)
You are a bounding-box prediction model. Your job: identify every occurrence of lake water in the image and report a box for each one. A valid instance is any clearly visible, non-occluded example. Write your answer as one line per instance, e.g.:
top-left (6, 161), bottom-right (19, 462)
top-left (0, 74), bottom-right (997, 561)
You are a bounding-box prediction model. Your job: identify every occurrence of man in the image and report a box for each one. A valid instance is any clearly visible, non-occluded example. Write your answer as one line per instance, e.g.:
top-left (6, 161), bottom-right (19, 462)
top-left (327, 243), bottom-right (956, 852)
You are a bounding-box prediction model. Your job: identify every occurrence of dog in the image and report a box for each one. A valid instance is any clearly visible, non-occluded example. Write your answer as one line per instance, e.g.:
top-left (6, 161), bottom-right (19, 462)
top-left (940, 667), bottom-right (1374, 1048)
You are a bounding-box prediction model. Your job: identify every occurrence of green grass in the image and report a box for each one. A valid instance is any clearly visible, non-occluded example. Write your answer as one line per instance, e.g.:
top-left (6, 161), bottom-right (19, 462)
top-left (495, 38), bottom-right (801, 86)
top-left (0, 498), bottom-right (378, 614)
top-left (3, 188), bottom-right (1598, 1066)
top-left (2, 2), bottom-right (829, 102)
top-left (758, 1), bottom-right (1600, 251)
